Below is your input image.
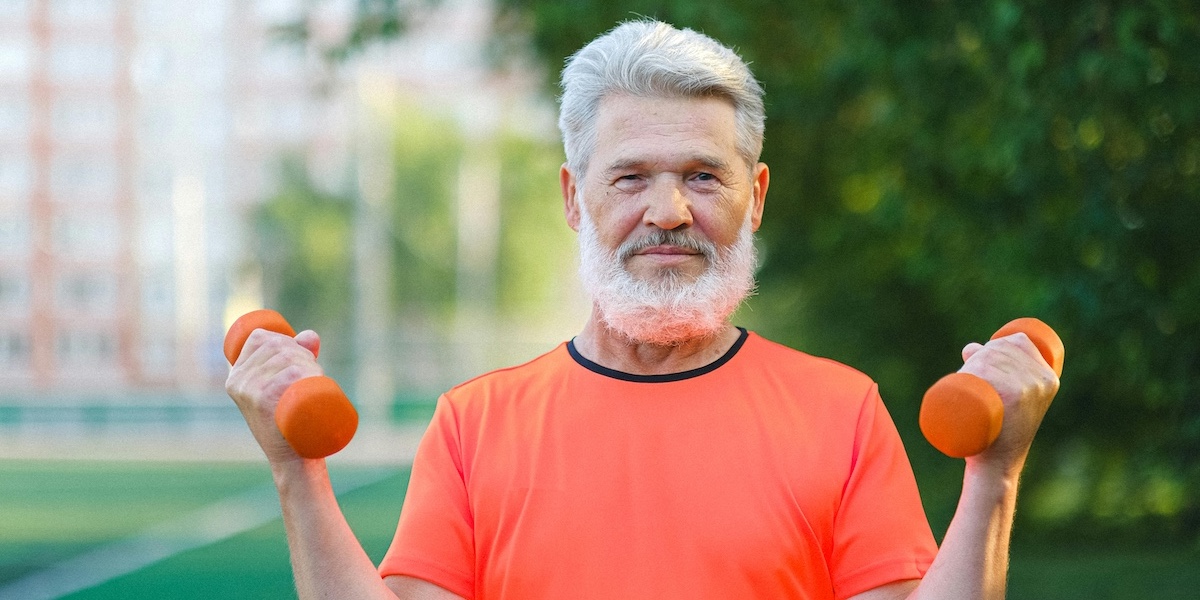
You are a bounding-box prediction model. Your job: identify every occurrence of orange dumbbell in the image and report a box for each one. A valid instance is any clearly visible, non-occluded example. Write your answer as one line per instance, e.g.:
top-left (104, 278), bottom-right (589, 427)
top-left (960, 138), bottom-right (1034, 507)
top-left (919, 317), bottom-right (1064, 458)
top-left (224, 309), bottom-right (359, 459)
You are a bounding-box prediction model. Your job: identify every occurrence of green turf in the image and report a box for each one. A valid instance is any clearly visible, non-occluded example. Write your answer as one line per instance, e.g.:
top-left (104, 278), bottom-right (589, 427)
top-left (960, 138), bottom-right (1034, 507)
top-left (0, 461), bottom-right (272, 584)
top-left (4, 459), bottom-right (1198, 599)
top-left (60, 467), bottom-right (411, 600)
top-left (0, 460), bottom-right (409, 599)
top-left (1009, 545), bottom-right (1200, 600)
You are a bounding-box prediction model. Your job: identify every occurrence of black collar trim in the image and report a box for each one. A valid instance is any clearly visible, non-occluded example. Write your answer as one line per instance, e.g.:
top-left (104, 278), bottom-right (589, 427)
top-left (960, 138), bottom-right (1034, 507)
top-left (567, 327), bottom-right (749, 383)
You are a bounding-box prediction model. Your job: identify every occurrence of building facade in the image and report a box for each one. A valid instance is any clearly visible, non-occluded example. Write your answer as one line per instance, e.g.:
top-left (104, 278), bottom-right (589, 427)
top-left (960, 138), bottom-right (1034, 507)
top-left (0, 1), bottom-right (366, 396)
top-left (0, 0), bottom-right (576, 426)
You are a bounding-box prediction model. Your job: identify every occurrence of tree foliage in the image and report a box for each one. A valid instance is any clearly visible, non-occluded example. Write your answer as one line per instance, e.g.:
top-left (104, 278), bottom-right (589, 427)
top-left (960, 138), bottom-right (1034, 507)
top-left (253, 158), bottom-right (357, 379)
top-left (492, 0), bottom-right (1200, 544)
top-left (277, 0), bottom-right (1200, 545)
top-left (252, 100), bottom-right (573, 387)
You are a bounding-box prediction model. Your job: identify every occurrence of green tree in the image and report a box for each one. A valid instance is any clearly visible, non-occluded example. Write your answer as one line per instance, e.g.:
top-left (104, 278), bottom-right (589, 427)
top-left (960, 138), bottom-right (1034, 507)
top-left (253, 158), bottom-right (357, 379)
top-left (251, 97), bottom-right (572, 389)
top-left (282, 0), bottom-right (1200, 545)
top-left (492, 0), bottom-right (1200, 545)
top-left (388, 103), bottom-right (463, 320)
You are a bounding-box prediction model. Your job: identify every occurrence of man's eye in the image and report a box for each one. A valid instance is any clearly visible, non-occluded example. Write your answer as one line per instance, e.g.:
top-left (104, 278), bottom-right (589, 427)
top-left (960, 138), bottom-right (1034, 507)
top-left (614, 174), bottom-right (644, 189)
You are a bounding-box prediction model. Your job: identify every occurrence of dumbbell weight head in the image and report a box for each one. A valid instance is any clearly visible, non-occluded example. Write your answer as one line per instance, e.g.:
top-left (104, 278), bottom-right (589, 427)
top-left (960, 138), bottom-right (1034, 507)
top-left (224, 309), bottom-right (297, 364)
top-left (277, 376), bottom-right (359, 459)
top-left (224, 309), bottom-right (356, 459)
top-left (991, 317), bottom-right (1064, 377)
top-left (920, 317), bottom-right (1063, 458)
top-left (920, 372), bottom-right (1004, 458)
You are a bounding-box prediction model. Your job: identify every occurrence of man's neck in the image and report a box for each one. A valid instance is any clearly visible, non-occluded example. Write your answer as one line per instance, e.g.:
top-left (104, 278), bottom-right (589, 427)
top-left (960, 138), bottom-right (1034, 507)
top-left (572, 308), bottom-right (743, 376)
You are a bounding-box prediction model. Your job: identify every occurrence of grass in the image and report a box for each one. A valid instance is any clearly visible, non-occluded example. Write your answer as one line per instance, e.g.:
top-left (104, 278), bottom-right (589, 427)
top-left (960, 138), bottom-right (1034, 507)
top-left (0, 461), bottom-right (273, 584)
top-left (0, 460), bottom-right (410, 600)
top-left (60, 466), bottom-right (412, 600)
top-left (2, 459), bottom-right (1197, 599)
top-left (1009, 544), bottom-right (1200, 600)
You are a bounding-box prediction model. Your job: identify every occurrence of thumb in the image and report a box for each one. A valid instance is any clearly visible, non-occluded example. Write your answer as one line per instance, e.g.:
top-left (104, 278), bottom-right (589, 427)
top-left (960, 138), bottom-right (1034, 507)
top-left (295, 330), bottom-right (321, 360)
top-left (961, 342), bottom-right (984, 363)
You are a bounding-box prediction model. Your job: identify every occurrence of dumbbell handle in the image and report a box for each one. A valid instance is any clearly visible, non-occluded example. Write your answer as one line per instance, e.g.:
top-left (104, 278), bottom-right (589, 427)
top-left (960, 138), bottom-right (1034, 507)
top-left (919, 317), bottom-right (1064, 458)
top-left (224, 309), bottom-right (358, 459)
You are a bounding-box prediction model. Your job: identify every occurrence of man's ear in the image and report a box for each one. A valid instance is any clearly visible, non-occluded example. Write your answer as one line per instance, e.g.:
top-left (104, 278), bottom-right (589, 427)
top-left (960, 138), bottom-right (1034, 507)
top-left (750, 162), bottom-right (769, 232)
top-left (561, 163), bottom-right (581, 232)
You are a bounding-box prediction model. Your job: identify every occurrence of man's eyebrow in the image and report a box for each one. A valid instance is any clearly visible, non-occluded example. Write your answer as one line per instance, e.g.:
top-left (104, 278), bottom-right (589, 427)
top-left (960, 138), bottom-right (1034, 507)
top-left (602, 158), bottom-right (645, 175)
top-left (602, 155), bottom-right (732, 175)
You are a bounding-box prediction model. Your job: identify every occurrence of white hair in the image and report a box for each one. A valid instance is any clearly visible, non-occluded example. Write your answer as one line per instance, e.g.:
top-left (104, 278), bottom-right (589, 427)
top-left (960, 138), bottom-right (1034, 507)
top-left (577, 205), bottom-right (759, 346)
top-left (559, 20), bottom-right (766, 177)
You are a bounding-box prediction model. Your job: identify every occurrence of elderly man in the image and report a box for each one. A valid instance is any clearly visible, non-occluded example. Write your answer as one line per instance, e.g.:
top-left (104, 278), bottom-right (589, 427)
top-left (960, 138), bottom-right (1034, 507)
top-left (226, 20), bottom-right (1058, 600)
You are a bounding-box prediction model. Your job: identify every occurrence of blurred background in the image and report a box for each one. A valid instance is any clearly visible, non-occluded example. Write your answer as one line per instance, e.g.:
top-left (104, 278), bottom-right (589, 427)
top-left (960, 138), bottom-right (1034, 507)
top-left (1, 0), bottom-right (1197, 598)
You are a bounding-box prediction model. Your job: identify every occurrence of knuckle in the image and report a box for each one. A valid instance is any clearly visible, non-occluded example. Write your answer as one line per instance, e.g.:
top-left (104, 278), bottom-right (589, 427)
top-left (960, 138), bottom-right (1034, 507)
top-left (279, 364), bottom-right (310, 384)
top-left (225, 370), bottom-right (248, 399)
top-left (224, 376), bottom-right (239, 398)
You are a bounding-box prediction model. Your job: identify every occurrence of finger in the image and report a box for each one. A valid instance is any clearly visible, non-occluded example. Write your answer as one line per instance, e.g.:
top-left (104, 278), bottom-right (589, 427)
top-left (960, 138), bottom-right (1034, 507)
top-left (236, 328), bottom-right (293, 368)
top-left (961, 342), bottom-right (985, 363)
top-left (992, 331), bottom-right (1039, 359)
top-left (294, 330), bottom-right (321, 360)
top-left (229, 330), bottom-right (319, 394)
top-left (989, 332), bottom-right (1057, 379)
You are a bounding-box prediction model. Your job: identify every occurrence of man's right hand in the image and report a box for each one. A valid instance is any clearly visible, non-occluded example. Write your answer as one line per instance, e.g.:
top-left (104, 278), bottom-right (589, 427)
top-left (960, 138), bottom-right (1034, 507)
top-left (224, 328), bottom-right (324, 464)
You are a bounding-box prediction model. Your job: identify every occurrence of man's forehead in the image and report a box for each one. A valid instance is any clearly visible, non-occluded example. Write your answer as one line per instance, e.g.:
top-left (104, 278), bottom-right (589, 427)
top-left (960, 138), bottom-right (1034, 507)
top-left (595, 93), bottom-right (737, 128)
top-left (591, 95), bottom-right (740, 171)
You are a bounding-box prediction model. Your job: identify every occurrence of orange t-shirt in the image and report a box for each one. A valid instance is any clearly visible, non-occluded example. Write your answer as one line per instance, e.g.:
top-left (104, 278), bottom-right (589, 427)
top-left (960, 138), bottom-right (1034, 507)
top-left (379, 330), bottom-right (937, 599)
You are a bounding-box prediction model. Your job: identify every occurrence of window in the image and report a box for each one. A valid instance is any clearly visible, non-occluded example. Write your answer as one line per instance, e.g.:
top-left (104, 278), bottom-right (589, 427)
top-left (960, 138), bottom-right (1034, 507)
top-left (49, 41), bottom-right (117, 83)
top-left (138, 214), bottom-right (173, 262)
top-left (0, 328), bottom-right (31, 369)
top-left (53, 214), bottom-right (119, 259)
top-left (0, 94), bottom-right (30, 139)
top-left (130, 43), bottom-right (170, 90)
top-left (0, 1), bottom-right (31, 23)
top-left (0, 37), bottom-right (32, 80)
top-left (49, 0), bottom-right (114, 27)
top-left (0, 155), bottom-right (32, 196)
top-left (50, 152), bottom-right (117, 199)
top-left (55, 270), bottom-right (118, 312)
top-left (52, 95), bottom-right (118, 141)
top-left (140, 269), bottom-right (173, 315)
top-left (0, 215), bottom-right (30, 258)
top-left (56, 328), bottom-right (117, 367)
top-left (140, 331), bottom-right (174, 375)
top-left (136, 160), bottom-right (174, 208)
top-left (0, 271), bottom-right (29, 309)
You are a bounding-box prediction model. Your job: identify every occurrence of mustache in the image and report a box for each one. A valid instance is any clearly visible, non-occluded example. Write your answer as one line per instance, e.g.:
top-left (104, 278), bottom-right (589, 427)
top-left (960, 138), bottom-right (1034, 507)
top-left (616, 229), bottom-right (717, 262)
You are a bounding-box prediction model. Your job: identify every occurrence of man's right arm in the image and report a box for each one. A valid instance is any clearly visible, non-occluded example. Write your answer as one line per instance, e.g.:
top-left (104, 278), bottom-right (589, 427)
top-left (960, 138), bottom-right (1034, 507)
top-left (226, 328), bottom-right (463, 600)
top-left (273, 458), bottom-right (463, 600)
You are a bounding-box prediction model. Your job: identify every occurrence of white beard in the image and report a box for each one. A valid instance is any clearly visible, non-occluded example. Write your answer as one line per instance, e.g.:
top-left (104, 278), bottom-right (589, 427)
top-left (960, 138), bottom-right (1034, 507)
top-left (577, 207), bottom-right (758, 347)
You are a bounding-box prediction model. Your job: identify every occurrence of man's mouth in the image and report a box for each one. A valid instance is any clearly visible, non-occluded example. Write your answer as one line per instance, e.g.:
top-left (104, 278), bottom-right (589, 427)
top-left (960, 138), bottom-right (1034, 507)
top-left (619, 231), bottom-right (715, 262)
top-left (636, 245), bottom-right (701, 256)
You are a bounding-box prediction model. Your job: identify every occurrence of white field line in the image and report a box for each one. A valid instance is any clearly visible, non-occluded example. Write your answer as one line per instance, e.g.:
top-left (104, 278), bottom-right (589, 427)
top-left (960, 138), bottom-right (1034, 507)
top-left (0, 468), bottom-right (400, 600)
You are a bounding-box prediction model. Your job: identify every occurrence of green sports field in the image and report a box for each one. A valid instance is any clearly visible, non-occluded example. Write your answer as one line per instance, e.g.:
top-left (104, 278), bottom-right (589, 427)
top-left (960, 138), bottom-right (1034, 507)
top-left (1, 460), bottom-right (1196, 599)
top-left (0, 460), bottom-right (408, 599)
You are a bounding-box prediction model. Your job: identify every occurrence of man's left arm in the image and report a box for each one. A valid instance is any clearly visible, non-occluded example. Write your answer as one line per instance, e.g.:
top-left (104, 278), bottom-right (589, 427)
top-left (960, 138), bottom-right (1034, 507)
top-left (852, 331), bottom-right (1060, 600)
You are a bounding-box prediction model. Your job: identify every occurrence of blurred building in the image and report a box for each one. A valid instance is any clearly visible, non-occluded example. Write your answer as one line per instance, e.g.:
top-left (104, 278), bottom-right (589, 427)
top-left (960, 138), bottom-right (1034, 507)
top-left (0, 0), bottom-right (574, 427)
top-left (0, 0), bottom-right (347, 395)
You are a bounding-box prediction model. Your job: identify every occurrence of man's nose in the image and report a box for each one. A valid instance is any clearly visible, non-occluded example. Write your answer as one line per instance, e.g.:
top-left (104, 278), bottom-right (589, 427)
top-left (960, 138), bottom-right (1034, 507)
top-left (642, 179), bottom-right (693, 230)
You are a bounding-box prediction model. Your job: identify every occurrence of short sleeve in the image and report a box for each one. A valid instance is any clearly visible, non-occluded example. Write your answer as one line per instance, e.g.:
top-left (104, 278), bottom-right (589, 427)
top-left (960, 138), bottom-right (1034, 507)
top-left (830, 385), bottom-right (939, 599)
top-left (378, 396), bottom-right (476, 599)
